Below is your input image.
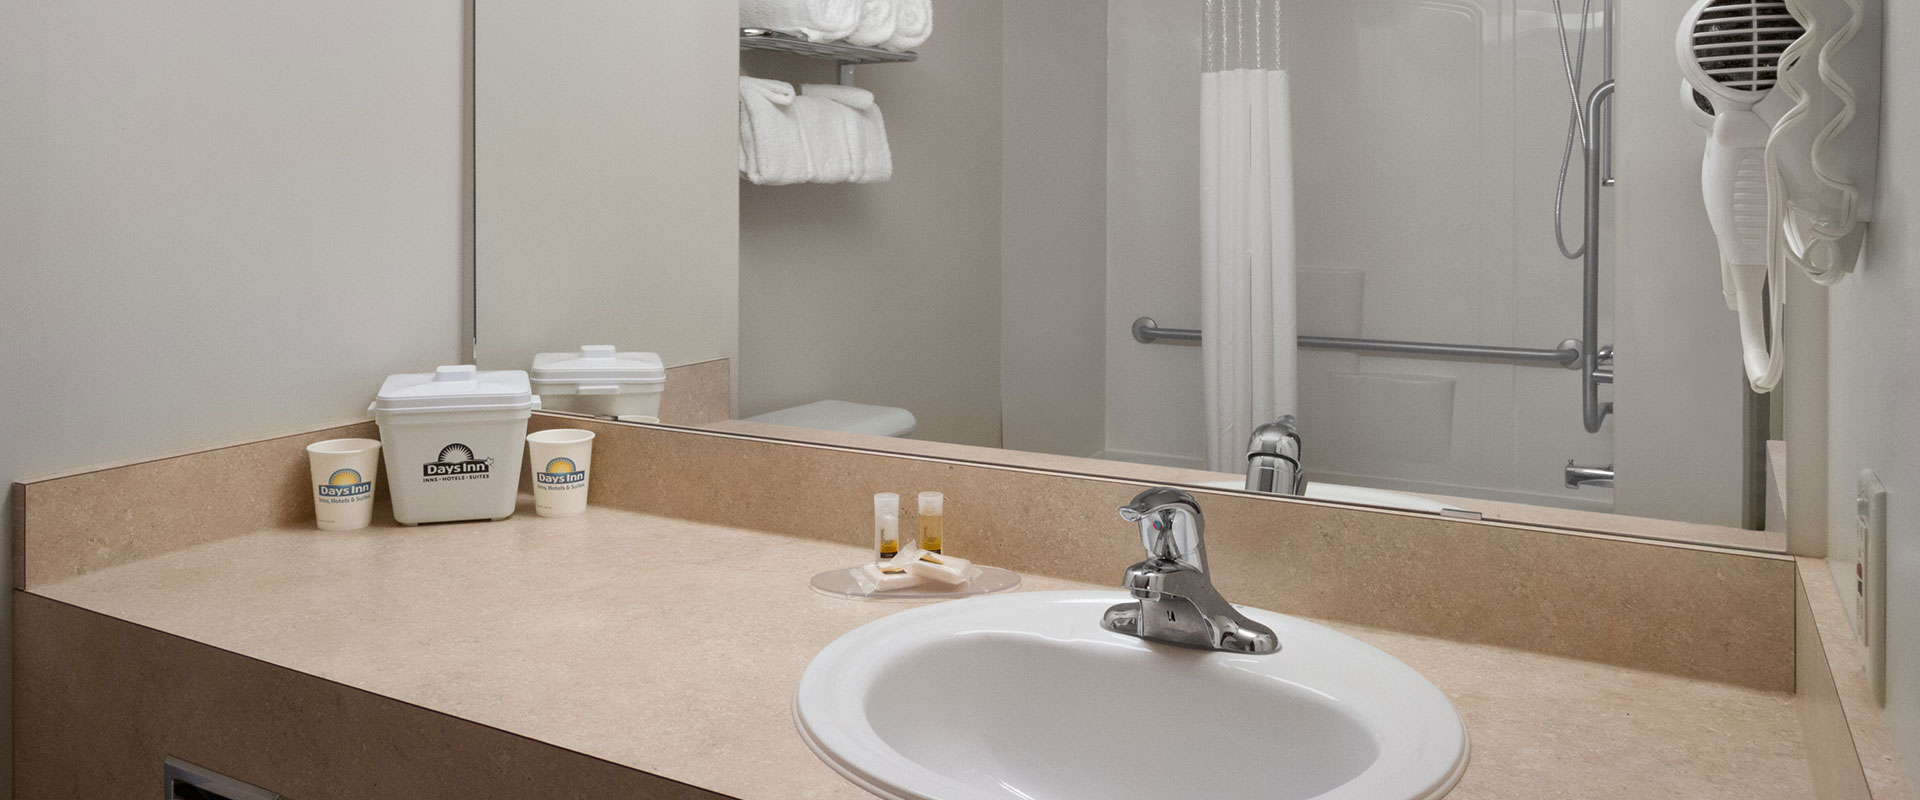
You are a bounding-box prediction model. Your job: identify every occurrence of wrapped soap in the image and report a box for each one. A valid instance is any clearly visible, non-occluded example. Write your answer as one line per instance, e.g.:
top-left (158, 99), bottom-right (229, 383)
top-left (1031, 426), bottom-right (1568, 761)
top-left (902, 550), bottom-right (980, 586)
top-left (855, 560), bottom-right (926, 593)
top-left (853, 542), bottom-right (928, 594)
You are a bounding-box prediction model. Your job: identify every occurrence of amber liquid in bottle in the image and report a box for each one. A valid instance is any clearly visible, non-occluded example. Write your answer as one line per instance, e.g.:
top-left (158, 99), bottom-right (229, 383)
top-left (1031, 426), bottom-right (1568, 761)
top-left (918, 513), bottom-right (943, 554)
top-left (875, 492), bottom-right (901, 560)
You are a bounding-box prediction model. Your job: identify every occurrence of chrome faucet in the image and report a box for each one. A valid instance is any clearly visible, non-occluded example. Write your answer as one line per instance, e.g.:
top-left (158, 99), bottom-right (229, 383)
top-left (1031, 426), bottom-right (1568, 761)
top-left (1564, 461), bottom-right (1615, 489)
top-left (1100, 488), bottom-right (1280, 654)
top-left (1245, 416), bottom-right (1306, 495)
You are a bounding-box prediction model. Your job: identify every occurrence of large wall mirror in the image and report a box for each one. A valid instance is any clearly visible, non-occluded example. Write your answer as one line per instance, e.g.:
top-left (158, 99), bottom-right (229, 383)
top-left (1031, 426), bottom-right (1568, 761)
top-left (476, 0), bottom-right (1813, 551)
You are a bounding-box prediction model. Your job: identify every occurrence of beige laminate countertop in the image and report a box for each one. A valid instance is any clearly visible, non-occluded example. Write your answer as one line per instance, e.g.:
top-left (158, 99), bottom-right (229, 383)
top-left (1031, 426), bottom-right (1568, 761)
top-left (28, 503), bottom-right (1814, 800)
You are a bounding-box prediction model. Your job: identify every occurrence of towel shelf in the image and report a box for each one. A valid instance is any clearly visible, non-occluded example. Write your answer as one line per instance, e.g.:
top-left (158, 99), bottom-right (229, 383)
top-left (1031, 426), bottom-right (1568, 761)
top-left (740, 28), bottom-right (917, 86)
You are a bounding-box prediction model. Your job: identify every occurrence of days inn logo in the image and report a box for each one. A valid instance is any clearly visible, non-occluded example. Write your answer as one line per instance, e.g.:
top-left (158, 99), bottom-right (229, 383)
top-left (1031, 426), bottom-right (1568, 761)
top-left (317, 468), bottom-right (372, 498)
top-left (535, 456), bottom-right (586, 486)
top-left (423, 443), bottom-right (493, 478)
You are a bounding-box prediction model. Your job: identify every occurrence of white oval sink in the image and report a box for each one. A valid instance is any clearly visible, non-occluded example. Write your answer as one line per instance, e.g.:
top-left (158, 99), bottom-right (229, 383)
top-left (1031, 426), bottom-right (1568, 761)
top-left (795, 591), bottom-right (1468, 800)
top-left (1201, 479), bottom-right (1461, 515)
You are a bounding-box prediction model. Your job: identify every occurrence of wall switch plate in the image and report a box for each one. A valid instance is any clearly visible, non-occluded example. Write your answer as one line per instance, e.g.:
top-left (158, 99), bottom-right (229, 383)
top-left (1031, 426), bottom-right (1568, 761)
top-left (1857, 469), bottom-right (1888, 706)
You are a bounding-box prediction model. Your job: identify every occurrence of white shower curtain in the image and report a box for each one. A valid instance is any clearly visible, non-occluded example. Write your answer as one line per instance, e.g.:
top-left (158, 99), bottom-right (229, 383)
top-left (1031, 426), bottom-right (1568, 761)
top-left (1201, 2), bottom-right (1298, 473)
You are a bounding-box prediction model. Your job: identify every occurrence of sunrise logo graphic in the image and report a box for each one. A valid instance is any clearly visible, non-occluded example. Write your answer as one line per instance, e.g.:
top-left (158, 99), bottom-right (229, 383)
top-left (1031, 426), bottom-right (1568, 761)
top-left (423, 442), bottom-right (493, 478)
top-left (535, 456), bottom-right (586, 486)
top-left (316, 468), bottom-right (372, 498)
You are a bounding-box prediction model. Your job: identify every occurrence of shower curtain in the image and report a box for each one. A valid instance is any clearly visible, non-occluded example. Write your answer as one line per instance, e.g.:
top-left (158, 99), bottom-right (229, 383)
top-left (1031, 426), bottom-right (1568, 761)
top-left (1201, 0), bottom-right (1298, 473)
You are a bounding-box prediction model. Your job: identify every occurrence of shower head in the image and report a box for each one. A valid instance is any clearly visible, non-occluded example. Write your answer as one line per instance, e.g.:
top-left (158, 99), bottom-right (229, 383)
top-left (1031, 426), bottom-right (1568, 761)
top-left (1677, 0), bottom-right (1804, 110)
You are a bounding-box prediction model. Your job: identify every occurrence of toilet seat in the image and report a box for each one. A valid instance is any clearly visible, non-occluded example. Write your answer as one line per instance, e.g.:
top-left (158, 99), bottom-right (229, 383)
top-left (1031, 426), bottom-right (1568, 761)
top-left (745, 400), bottom-right (917, 438)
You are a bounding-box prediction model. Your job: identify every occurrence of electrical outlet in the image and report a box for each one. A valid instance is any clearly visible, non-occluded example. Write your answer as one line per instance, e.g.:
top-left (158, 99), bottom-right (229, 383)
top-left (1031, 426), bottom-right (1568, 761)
top-left (1858, 470), bottom-right (1888, 706)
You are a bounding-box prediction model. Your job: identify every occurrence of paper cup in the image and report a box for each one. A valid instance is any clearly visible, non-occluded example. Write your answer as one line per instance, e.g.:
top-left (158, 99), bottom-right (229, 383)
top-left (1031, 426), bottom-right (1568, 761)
top-left (527, 429), bottom-right (594, 517)
top-left (307, 438), bottom-right (381, 531)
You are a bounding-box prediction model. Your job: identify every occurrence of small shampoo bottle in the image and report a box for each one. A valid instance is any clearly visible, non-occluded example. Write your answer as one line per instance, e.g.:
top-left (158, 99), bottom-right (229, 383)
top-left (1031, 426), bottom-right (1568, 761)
top-left (874, 492), bottom-right (901, 559)
top-left (917, 491), bottom-right (945, 554)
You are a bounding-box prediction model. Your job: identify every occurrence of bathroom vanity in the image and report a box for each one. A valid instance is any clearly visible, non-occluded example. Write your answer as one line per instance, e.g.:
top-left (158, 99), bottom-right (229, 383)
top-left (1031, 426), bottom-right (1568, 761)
top-left (10, 0), bottom-right (1918, 796)
top-left (11, 415), bottom-right (1904, 799)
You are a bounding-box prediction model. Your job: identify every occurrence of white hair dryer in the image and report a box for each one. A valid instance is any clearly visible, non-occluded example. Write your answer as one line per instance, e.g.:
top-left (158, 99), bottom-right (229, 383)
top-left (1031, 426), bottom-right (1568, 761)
top-left (1676, 0), bottom-right (1803, 391)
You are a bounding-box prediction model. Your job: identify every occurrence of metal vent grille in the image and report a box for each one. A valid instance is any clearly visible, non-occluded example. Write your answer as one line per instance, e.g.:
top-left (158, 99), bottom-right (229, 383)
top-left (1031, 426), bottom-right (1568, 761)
top-left (1689, 0), bottom-right (1803, 92)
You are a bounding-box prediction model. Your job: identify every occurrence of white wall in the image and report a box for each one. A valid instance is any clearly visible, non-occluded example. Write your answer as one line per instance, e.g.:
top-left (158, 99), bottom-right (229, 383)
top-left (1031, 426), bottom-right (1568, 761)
top-left (1102, 0), bottom-right (1207, 468)
top-left (0, 2), bottom-right (471, 793)
top-left (1001, 0), bottom-right (1109, 459)
top-left (738, 2), bottom-right (1005, 447)
top-left (1608, 0), bottom-right (1749, 527)
top-left (1829, 0), bottom-right (1920, 770)
top-left (475, 1), bottom-right (739, 375)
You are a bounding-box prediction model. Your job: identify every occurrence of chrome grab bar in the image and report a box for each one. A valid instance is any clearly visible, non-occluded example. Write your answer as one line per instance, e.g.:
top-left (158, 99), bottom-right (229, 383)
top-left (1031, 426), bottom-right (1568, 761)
top-left (1131, 317), bottom-right (1583, 369)
top-left (1580, 81), bottom-right (1615, 433)
top-left (1131, 317), bottom-right (1203, 344)
top-left (1132, 84), bottom-right (1618, 435)
top-left (1591, 345), bottom-right (1614, 384)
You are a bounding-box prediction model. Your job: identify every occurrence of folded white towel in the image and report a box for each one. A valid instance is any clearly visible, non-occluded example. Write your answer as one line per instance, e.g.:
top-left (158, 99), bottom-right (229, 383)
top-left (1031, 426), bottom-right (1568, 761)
top-left (741, 0), bottom-right (861, 44)
top-left (802, 82), bottom-right (874, 111)
top-left (739, 77), bottom-right (811, 185)
top-left (742, 75), bottom-right (796, 105)
top-left (792, 95), bottom-right (857, 184)
top-left (801, 84), bottom-right (892, 183)
top-left (884, 0), bottom-right (931, 51)
top-left (847, 0), bottom-right (896, 47)
top-left (854, 106), bottom-right (893, 183)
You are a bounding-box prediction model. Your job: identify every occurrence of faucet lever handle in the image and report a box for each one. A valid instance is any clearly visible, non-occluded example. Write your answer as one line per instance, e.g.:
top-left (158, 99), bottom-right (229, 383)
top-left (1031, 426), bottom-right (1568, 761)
top-left (1119, 488), bottom-right (1206, 570)
top-left (1245, 417), bottom-right (1307, 496)
top-left (1118, 486), bottom-right (1199, 519)
top-left (1246, 416), bottom-right (1303, 459)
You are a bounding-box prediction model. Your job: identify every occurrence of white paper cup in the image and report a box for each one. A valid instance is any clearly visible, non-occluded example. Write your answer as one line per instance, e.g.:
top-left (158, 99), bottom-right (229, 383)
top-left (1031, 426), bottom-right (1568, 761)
top-left (307, 438), bottom-right (381, 531)
top-left (527, 429), bottom-right (594, 517)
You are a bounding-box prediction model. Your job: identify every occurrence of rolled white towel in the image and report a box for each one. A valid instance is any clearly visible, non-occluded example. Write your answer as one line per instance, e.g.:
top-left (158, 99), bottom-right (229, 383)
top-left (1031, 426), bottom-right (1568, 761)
top-left (884, 0), bottom-right (931, 51)
top-left (847, 0), bottom-right (896, 47)
top-left (741, 0), bottom-right (860, 44)
top-left (801, 84), bottom-right (891, 183)
top-left (739, 77), bottom-right (812, 185)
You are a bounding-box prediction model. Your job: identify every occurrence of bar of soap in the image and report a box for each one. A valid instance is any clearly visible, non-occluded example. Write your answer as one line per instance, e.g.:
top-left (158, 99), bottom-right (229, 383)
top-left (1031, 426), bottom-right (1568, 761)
top-left (858, 561), bottom-right (927, 592)
top-left (902, 551), bottom-right (976, 586)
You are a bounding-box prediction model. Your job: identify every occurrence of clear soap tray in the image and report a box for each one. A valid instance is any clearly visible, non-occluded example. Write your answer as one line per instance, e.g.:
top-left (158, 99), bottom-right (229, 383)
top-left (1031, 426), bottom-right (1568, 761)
top-left (810, 561), bottom-right (1021, 601)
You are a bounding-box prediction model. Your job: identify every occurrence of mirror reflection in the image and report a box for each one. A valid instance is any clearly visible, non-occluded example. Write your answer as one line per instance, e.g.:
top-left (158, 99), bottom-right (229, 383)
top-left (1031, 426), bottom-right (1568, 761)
top-left (477, 1), bottom-right (1794, 548)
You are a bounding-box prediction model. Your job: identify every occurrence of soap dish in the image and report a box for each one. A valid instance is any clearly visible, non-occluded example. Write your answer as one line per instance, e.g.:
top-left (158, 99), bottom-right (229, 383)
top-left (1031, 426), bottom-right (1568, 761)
top-left (810, 564), bottom-right (1022, 601)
